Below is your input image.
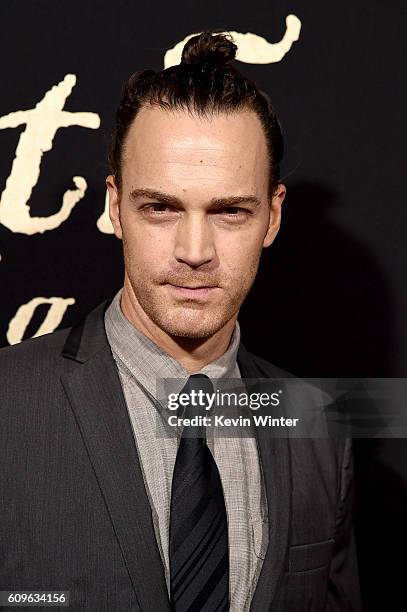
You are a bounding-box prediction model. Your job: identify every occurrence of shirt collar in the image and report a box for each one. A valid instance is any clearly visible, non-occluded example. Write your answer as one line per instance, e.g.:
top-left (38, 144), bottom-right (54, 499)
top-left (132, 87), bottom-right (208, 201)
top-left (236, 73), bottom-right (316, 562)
top-left (104, 287), bottom-right (241, 406)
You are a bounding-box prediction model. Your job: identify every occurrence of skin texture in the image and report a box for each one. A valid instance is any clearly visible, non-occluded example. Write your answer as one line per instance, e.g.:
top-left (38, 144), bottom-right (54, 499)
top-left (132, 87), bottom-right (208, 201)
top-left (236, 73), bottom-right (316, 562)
top-left (106, 105), bottom-right (286, 372)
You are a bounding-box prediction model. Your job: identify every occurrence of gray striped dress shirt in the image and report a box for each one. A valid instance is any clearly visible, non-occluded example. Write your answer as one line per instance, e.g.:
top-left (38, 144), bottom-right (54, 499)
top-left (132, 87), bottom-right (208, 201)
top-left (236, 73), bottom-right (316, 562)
top-left (104, 288), bottom-right (268, 611)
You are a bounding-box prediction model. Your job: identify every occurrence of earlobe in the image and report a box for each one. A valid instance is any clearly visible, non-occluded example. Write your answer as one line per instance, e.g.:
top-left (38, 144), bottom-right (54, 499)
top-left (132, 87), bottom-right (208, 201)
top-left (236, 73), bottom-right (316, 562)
top-left (262, 221), bottom-right (279, 248)
top-left (262, 184), bottom-right (286, 248)
top-left (106, 175), bottom-right (123, 240)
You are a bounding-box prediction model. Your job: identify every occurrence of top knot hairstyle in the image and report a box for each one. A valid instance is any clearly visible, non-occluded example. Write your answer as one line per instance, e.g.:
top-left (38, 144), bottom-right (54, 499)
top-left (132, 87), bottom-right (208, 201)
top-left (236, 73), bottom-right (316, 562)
top-left (108, 31), bottom-right (284, 198)
top-left (180, 31), bottom-right (237, 65)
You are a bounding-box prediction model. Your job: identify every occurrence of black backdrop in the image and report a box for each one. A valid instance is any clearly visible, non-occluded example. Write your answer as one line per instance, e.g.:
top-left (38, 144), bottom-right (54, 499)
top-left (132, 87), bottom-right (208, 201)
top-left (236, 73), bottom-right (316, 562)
top-left (0, 1), bottom-right (406, 609)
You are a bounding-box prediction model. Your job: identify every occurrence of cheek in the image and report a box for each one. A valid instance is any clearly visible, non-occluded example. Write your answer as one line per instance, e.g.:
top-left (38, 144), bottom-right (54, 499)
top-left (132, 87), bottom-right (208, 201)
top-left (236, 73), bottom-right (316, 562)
top-left (216, 230), bottom-right (263, 274)
top-left (122, 222), bottom-right (172, 270)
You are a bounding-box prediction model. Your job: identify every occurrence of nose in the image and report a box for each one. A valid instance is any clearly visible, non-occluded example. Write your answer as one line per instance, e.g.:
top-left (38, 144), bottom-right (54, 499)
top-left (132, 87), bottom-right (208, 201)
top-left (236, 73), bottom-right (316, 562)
top-left (173, 212), bottom-right (215, 267)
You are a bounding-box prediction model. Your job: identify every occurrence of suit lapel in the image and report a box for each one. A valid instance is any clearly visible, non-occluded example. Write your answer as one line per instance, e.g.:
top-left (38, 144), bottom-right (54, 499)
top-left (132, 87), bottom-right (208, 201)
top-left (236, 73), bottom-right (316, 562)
top-left (60, 301), bottom-right (171, 611)
top-left (237, 343), bottom-right (291, 612)
top-left (60, 300), bottom-right (291, 611)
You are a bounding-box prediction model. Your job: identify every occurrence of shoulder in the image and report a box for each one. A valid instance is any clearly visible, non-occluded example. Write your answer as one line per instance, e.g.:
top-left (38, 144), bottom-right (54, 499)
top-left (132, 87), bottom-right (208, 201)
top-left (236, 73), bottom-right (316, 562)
top-left (247, 351), bottom-right (296, 379)
top-left (0, 326), bottom-right (71, 381)
top-left (238, 340), bottom-right (296, 379)
top-left (244, 348), bottom-right (351, 465)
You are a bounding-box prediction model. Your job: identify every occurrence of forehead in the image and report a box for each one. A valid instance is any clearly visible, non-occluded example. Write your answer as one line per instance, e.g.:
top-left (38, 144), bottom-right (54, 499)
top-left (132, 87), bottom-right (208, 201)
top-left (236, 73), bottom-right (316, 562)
top-left (121, 105), bottom-right (269, 194)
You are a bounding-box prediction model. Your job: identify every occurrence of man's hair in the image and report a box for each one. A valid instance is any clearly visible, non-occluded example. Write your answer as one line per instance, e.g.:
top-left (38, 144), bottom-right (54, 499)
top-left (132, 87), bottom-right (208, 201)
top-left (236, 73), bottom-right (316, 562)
top-left (108, 31), bottom-right (284, 198)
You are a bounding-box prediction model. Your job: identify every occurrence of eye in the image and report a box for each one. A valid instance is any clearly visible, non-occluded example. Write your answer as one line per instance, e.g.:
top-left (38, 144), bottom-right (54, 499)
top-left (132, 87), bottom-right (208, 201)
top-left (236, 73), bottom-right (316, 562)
top-left (222, 207), bottom-right (245, 214)
top-left (141, 203), bottom-right (177, 217)
top-left (147, 203), bottom-right (170, 213)
top-left (217, 207), bottom-right (250, 218)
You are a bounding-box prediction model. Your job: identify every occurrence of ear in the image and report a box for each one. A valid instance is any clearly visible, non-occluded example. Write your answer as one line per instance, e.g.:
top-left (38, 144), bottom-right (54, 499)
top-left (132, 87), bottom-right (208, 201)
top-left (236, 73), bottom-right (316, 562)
top-left (106, 175), bottom-right (123, 240)
top-left (263, 184), bottom-right (286, 248)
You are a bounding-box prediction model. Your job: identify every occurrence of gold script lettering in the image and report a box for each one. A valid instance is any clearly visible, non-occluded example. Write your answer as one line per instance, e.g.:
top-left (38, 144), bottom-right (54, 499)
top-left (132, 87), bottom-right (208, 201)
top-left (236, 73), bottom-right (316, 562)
top-left (164, 16), bottom-right (302, 68)
top-left (0, 74), bottom-right (100, 235)
top-left (96, 190), bottom-right (114, 234)
top-left (7, 296), bottom-right (76, 345)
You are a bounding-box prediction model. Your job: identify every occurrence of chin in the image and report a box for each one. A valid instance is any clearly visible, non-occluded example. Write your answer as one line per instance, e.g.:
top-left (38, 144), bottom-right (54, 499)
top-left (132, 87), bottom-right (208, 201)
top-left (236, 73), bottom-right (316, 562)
top-left (157, 310), bottom-right (226, 340)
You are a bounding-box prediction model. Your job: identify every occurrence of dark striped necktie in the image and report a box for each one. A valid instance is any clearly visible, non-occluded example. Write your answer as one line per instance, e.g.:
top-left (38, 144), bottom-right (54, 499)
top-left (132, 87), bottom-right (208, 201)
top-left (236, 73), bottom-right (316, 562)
top-left (169, 373), bottom-right (230, 612)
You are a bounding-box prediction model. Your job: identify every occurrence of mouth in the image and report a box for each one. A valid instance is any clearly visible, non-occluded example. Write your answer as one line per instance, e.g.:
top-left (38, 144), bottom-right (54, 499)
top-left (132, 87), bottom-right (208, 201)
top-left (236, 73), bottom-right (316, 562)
top-left (165, 283), bottom-right (219, 299)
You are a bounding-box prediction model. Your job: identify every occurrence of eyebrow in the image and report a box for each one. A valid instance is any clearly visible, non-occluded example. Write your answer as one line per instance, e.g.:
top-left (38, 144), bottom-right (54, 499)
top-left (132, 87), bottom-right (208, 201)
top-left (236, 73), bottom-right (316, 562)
top-left (128, 188), bottom-right (262, 209)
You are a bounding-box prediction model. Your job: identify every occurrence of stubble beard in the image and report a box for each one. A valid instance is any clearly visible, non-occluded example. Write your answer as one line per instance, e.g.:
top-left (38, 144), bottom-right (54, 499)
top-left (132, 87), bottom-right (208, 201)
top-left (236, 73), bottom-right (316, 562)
top-left (122, 240), bottom-right (261, 340)
top-left (126, 271), bottom-right (242, 339)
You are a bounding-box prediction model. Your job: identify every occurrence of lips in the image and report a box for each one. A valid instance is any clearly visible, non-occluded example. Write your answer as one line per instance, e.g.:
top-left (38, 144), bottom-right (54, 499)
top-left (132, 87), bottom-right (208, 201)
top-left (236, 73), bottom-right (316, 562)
top-left (166, 284), bottom-right (218, 299)
top-left (172, 285), bottom-right (215, 289)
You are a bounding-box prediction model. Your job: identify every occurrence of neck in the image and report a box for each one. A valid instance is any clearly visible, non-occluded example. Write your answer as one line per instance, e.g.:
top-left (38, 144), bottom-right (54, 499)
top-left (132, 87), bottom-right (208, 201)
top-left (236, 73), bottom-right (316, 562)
top-left (119, 282), bottom-right (237, 374)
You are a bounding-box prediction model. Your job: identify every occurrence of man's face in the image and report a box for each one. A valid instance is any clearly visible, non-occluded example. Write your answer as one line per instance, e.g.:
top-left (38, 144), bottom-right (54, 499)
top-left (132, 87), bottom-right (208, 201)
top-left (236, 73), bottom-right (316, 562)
top-left (107, 105), bottom-right (285, 339)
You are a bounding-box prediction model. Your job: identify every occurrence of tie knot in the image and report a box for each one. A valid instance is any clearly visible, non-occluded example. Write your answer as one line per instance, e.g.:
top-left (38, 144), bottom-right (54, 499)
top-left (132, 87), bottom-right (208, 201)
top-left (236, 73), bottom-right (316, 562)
top-left (187, 373), bottom-right (214, 392)
top-left (179, 374), bottom-right (215, 423)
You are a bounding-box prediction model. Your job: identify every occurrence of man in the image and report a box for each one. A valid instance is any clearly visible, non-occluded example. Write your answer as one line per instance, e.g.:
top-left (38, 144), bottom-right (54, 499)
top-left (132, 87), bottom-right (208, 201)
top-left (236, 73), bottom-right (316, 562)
top-left (0, 32), bottom-right (361, 611)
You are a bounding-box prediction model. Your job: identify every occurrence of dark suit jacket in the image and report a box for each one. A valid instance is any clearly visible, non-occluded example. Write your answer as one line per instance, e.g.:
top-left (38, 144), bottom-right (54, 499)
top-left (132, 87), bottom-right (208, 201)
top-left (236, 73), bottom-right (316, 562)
top-left (0, 299), bottom-right (362, 611)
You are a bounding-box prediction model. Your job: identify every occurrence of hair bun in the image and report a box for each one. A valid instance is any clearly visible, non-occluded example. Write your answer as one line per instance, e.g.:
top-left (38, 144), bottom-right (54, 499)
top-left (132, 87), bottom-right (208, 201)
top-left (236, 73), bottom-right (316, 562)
top-left (181, 31), bottom-right (237, 66)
